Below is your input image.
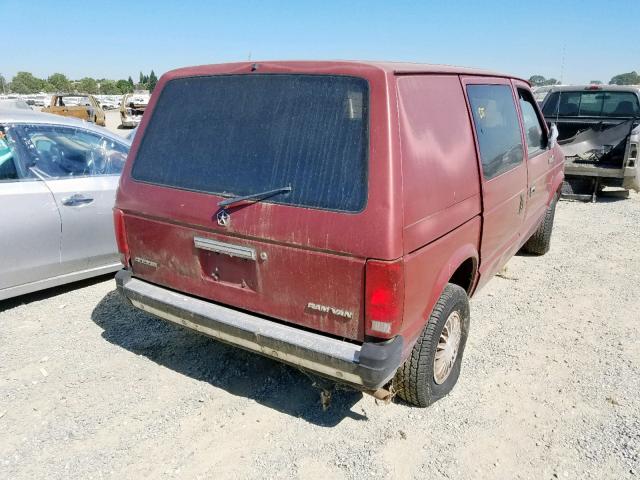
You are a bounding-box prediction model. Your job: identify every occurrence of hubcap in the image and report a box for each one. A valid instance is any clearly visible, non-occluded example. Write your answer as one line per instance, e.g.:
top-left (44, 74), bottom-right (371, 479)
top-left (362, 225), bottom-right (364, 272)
top-left (433, 311), bottom-right (462, 384)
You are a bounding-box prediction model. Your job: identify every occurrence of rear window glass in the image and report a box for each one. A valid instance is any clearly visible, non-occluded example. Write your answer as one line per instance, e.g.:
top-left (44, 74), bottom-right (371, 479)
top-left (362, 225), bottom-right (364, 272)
top-left (543, 91), bottom-right (640, 117)
top-left (132, 74), bottom-right (369, 213)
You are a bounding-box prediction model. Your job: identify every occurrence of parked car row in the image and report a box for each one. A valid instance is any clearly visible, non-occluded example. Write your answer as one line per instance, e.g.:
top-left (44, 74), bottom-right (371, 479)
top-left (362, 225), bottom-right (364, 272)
top-left (0, 92), bottom-right (150, 129)
top-left (2, 61), bottom-right (566, 407)
top-left (14, 60), bottom-right (617, 410)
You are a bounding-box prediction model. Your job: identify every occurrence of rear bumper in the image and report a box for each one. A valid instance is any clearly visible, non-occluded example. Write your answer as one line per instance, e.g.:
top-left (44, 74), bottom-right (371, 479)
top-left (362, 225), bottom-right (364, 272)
top-left (115, 270), bottom-right (403, 390)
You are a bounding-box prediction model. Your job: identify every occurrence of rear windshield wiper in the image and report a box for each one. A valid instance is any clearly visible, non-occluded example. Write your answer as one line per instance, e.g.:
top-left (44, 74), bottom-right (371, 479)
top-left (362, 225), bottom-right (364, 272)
top-left (218, 185), bottom-right (292, 209)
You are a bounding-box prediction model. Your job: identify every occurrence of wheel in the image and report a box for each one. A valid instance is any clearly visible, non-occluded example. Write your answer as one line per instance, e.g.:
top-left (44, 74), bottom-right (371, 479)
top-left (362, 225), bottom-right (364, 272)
top-left (523, 196), bottom-right (557, 255)
top-left (393, 283), bottom-right (470, 407)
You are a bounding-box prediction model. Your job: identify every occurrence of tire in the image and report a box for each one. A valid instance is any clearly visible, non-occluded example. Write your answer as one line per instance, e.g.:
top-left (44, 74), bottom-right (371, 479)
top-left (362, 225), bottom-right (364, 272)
top-left (393, 283), bottom-right (470, 407)
top-left (523, 196), bottom-right (557, 255)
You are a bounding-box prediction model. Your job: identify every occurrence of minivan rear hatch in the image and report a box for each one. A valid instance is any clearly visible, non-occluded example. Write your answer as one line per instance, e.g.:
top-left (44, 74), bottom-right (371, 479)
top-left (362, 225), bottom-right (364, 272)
top-left (116, 65), bottom-right (401, 342)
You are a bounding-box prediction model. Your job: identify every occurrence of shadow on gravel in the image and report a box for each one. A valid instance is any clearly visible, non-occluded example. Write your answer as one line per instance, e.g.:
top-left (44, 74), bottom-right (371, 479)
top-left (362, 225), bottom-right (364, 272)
top-left (91, 290), bottom-right (367, 427)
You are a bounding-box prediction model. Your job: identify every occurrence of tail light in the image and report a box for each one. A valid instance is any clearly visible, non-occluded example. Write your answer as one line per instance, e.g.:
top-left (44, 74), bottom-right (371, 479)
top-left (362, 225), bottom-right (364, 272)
top-left (113, 208), bottom-right (130, 267)
top-left (365, 259), bottom-right (404, 339)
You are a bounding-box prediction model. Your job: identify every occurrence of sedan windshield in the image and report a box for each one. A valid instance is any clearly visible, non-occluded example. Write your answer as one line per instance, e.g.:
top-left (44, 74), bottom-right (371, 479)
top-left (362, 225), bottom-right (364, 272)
top-left (5, 124), bottom-right (128, 178)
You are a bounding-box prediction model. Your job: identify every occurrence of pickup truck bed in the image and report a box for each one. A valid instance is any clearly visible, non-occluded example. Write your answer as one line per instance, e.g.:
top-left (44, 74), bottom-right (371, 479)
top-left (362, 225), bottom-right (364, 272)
top-left (542, 86), bottom-right (640, 194)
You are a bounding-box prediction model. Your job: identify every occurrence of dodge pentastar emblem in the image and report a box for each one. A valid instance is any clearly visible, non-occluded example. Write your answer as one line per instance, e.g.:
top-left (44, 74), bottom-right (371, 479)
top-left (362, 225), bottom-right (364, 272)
top-left (217, 209), bottom-right (230, 227)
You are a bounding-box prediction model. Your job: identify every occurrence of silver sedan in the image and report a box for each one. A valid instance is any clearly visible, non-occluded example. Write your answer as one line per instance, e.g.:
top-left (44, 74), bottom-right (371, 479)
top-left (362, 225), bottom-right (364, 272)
top-left (0, 109), bottom-right (130, 300)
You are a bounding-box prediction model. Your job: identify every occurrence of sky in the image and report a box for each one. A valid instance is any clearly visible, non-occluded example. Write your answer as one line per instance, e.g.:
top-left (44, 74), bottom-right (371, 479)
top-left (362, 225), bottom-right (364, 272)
top-left (3, 0), bottom-right (639, 85)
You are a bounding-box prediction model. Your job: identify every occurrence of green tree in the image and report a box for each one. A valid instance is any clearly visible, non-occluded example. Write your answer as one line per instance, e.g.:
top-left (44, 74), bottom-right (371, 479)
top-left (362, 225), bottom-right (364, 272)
top-left (139, 72), bottom-right (148, 87)
top-left (99, 79), bottom-right (120, 94)
top-left (609, 71), bottom-right (640, 85)
top-left (127, 76), bottom-right (134, 88)
top-left (148, 70), bottom-right (158, 92)
top-left (0, 74), bottom-right (7, 94)
top-left (43, 82), bottom-right (57, 93)
top-left (47, 73), bottom-right (71, 92)
top-left (589, 80), bottom-right (603, 85)
top-left (529, 75), bottom-right (560, 87)
top-left (116, 79), bottom-right (133, 94)
top-left (77, 77), bottom-right (99, 94)
top-left (529, 75), bottom-right (547, 87)
top-left (9, 72), bottom-right (45, 94)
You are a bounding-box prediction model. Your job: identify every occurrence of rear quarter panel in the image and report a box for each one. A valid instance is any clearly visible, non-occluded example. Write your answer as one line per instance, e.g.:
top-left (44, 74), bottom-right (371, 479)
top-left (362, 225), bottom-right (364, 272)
top-left (396, 74), bottom-right (482, 352)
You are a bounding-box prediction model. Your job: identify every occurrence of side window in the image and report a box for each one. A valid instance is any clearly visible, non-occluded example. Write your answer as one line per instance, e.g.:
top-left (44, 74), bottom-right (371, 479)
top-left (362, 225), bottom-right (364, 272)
top-left (15, 125), bottom-right (128, 178)
top-left (518, 89), bottom-right (547, 157)
top-left (0, 130), bottom-right (19, 181)
top-left (467, 84), bottom-right (524, 180)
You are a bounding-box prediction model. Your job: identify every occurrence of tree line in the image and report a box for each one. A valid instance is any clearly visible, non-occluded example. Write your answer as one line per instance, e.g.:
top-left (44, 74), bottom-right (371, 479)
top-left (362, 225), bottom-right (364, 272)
top-left (0, 71), bottom-right (159, 95)
top-left (529, 71), bottom-right (640, 87)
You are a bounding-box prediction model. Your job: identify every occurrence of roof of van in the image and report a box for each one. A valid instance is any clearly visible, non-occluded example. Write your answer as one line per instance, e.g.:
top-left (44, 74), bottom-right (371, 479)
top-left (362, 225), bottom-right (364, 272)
top-left (164, 60), bottom-right (529, 85)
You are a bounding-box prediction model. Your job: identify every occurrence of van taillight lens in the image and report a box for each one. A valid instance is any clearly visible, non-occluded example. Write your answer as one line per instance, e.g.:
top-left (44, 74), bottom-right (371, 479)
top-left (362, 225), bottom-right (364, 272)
top-left (365, 259), bottom-right (404, 339)
top-left (113, 208), bottom-right (130, 266)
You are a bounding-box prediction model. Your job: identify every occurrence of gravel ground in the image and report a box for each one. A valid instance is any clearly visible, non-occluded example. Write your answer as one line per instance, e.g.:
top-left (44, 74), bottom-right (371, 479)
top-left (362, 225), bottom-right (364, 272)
top-left (1, 193), bottom-right (639, 480)
top-left (104, 110), bottom-right (131, 138)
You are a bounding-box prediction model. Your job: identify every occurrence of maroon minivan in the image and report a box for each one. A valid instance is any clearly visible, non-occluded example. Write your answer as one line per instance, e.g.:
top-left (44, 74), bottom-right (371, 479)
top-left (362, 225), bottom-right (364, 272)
top-left (114, 61), bottom-right (564, 407)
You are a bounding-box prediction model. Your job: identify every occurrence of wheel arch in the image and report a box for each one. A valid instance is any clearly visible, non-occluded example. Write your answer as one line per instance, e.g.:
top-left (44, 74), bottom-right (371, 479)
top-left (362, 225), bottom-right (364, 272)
top-left (448, 256), bottom-right (478, 295)
top-left (422, 243), bottom-right (479, 330)
top-left (399, 218), bottom-right (481, 357)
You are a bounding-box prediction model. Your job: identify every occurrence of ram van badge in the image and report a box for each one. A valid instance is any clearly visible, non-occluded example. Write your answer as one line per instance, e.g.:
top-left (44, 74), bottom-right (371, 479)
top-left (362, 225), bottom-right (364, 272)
top-left (134, 257), bottom-right (158, 268)
top-left (306, 302), bottom-right (354, 319)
